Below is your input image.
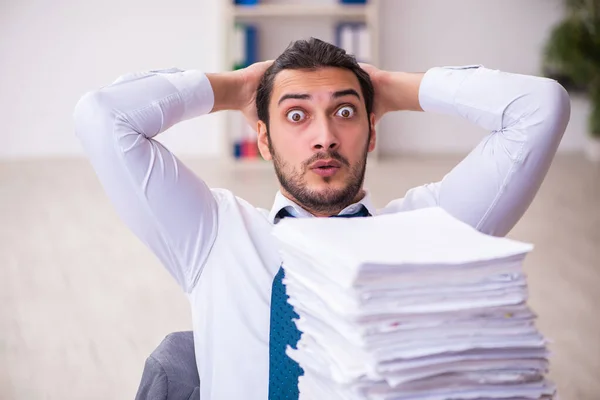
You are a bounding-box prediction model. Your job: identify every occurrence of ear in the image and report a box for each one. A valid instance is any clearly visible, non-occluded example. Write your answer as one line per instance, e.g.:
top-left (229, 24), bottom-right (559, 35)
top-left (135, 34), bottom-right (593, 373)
top-left (257, 120), bottom-right (273, 161)
top-left (367, 113), bottom-right (377, 153)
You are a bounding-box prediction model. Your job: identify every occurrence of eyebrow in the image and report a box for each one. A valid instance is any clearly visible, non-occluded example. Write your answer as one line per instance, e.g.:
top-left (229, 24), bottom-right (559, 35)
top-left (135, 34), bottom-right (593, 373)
top-left (277, 88), bottom-right (361, 106)
top-left (332, 89), bottom-right (361, 100)
top-left (278, 93), bottom-right (310, 105)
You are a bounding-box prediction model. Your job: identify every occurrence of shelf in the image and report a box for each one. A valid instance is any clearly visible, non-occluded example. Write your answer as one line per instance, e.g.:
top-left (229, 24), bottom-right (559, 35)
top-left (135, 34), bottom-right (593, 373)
top-left (232, 4), bottom-right (370, 18)
top-left (223, 0), bottom-right (381, 168)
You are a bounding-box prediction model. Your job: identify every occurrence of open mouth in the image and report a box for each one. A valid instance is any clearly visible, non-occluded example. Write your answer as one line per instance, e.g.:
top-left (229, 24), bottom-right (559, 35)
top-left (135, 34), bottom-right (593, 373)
top-left (310, 160), bottom-right (342, 177)
top-left (310, 159), bottom-right (342, 169)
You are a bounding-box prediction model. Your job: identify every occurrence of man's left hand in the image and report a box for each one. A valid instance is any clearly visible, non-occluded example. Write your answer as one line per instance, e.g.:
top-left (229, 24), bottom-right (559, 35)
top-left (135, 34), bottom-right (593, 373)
top-left (360, 63), bottom-right (425, 121)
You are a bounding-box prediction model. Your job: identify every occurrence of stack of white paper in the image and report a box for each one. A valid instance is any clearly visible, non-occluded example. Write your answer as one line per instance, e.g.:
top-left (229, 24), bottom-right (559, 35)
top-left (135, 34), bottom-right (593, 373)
top-left (272, 207), bottom-right (556, 400)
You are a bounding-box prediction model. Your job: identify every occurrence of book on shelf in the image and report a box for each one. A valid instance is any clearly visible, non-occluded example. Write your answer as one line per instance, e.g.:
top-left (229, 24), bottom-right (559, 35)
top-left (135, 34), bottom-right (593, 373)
top-left (336, 22), bottom-right (371, 63)
top-left (232, 23), bottom-right (258, 71)
top-left (231, 20), bottom-right (262, 161)
top-left (233, 123), bottom-right (261, 161)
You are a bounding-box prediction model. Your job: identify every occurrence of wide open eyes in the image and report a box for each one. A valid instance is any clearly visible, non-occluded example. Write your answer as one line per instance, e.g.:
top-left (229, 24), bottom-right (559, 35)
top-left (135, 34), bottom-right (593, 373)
top-left (285, 105), bottom-right (356, 123)
top-left (286, 109), bottom-right (306, 123)
top-left (336, 105), bottom-right (356, 119)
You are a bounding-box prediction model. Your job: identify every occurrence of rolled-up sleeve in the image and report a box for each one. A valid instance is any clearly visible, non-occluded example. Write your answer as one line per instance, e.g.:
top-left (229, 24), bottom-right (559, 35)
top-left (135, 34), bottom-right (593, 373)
top-left (73, 69), bottom-right (218, 292)
top-left (386, 65), bottom-right (571, 237)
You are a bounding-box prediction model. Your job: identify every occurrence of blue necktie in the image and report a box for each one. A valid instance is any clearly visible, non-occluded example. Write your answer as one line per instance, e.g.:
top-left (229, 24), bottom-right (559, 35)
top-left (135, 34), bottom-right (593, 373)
top-left (268, 205), bottom-right (371, 399)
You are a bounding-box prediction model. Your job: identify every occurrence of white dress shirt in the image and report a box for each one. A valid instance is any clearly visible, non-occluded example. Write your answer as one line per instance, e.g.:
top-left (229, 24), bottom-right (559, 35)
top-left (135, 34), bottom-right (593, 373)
top-left (73, 64), bottom-right (570, 399)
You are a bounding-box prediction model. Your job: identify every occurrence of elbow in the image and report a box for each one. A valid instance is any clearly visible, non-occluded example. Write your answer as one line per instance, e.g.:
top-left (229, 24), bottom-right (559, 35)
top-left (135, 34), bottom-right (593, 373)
top-left (72, 90), bottom-right (116, 140)
top-left (535, 79), bottom-right (572, 141)
top-left (545, 79), bottom-right (571, 123)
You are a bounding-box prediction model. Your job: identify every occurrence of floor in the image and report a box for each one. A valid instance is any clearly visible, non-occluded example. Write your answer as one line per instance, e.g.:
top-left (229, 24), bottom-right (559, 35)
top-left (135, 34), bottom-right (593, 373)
top-left (0, 155), bottom-right (598, 400)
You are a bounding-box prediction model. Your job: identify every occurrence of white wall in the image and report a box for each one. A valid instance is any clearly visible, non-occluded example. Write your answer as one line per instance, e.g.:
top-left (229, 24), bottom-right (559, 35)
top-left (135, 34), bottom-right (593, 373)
top-left (0, 0), bottom-right (225, 159)
top-left (0, 0), bottom-right (588, 159)
top-left (378, 0), bottom-right (587, 155)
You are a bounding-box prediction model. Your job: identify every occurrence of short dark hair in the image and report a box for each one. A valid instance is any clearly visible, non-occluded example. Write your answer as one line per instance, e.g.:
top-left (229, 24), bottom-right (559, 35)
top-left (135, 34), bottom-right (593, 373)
top-left (256, 37), bottom-right (374, 130)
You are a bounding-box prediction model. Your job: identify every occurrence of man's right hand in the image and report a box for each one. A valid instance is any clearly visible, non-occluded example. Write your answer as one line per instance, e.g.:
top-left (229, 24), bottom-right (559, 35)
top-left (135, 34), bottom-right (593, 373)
top-left (238, 60), bottom-right (273, 128)
top-left (206, 60), bottom-right (273, 129)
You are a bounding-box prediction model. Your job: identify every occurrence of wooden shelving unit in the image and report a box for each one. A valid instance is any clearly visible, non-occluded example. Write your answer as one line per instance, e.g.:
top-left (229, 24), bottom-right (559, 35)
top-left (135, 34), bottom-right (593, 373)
top-left (220, 0), bottom-right (381, 169)
top-left (232, 3), bottom-right (372, 18)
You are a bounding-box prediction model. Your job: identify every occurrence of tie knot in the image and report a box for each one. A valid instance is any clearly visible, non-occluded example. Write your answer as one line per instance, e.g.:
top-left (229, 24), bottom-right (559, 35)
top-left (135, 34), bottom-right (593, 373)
top-left (330, 205), bottom-right (371, 218)
top-left (276, 205), bottom-right (371, 222)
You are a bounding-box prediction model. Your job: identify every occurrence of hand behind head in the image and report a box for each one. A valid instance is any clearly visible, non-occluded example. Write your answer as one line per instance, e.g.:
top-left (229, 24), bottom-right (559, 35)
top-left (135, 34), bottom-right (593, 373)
top-left (239, 60), bottom-right (274, 129)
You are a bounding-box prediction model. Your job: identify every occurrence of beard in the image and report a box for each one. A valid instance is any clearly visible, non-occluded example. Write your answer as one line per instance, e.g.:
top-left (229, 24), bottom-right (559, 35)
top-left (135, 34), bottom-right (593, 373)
top-left (269, 132), bottom-right (370, 216)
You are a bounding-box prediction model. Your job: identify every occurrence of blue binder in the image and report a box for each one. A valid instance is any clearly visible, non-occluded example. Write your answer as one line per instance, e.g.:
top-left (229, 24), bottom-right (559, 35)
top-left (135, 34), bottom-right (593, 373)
top-left (245, 25), bottom-right (258, 66)
top-left (232, 23), bottom-right (258, 70)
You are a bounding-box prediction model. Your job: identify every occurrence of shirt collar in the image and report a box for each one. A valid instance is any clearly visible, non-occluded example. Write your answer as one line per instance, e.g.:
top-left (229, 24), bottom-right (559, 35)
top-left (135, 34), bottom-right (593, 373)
top-left (268, 189), bottom-right (376, 224)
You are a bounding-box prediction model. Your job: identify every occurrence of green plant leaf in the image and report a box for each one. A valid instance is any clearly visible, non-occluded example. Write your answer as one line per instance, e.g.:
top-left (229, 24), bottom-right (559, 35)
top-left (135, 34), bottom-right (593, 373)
top-left (543, 16), bottom-right (600, 87)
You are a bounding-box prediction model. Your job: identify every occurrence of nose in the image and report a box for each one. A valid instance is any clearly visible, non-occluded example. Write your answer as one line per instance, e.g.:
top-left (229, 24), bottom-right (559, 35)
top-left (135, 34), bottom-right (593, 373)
top-left (311, 117), bottom-right (339, 152)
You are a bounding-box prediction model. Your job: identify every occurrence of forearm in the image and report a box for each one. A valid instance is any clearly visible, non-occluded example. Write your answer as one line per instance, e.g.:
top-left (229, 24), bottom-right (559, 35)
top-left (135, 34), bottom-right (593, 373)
top-left (76, 69), bottom-right (216, 139)
top-left (418, 66), bottom-right (571, 133)
top-left (206, 71), bottom-right (245, 113)
top-left (380, 71), bottom-right (425, 113)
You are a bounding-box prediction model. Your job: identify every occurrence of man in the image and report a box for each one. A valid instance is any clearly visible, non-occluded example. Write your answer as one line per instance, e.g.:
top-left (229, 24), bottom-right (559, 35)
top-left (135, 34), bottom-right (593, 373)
top-left (73, 38), bottom-right (570, 399)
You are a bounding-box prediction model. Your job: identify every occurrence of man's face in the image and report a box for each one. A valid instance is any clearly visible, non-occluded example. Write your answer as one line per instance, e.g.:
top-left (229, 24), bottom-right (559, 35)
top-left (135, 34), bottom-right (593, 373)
top-left (257, 67), bottom-right (376, 216)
